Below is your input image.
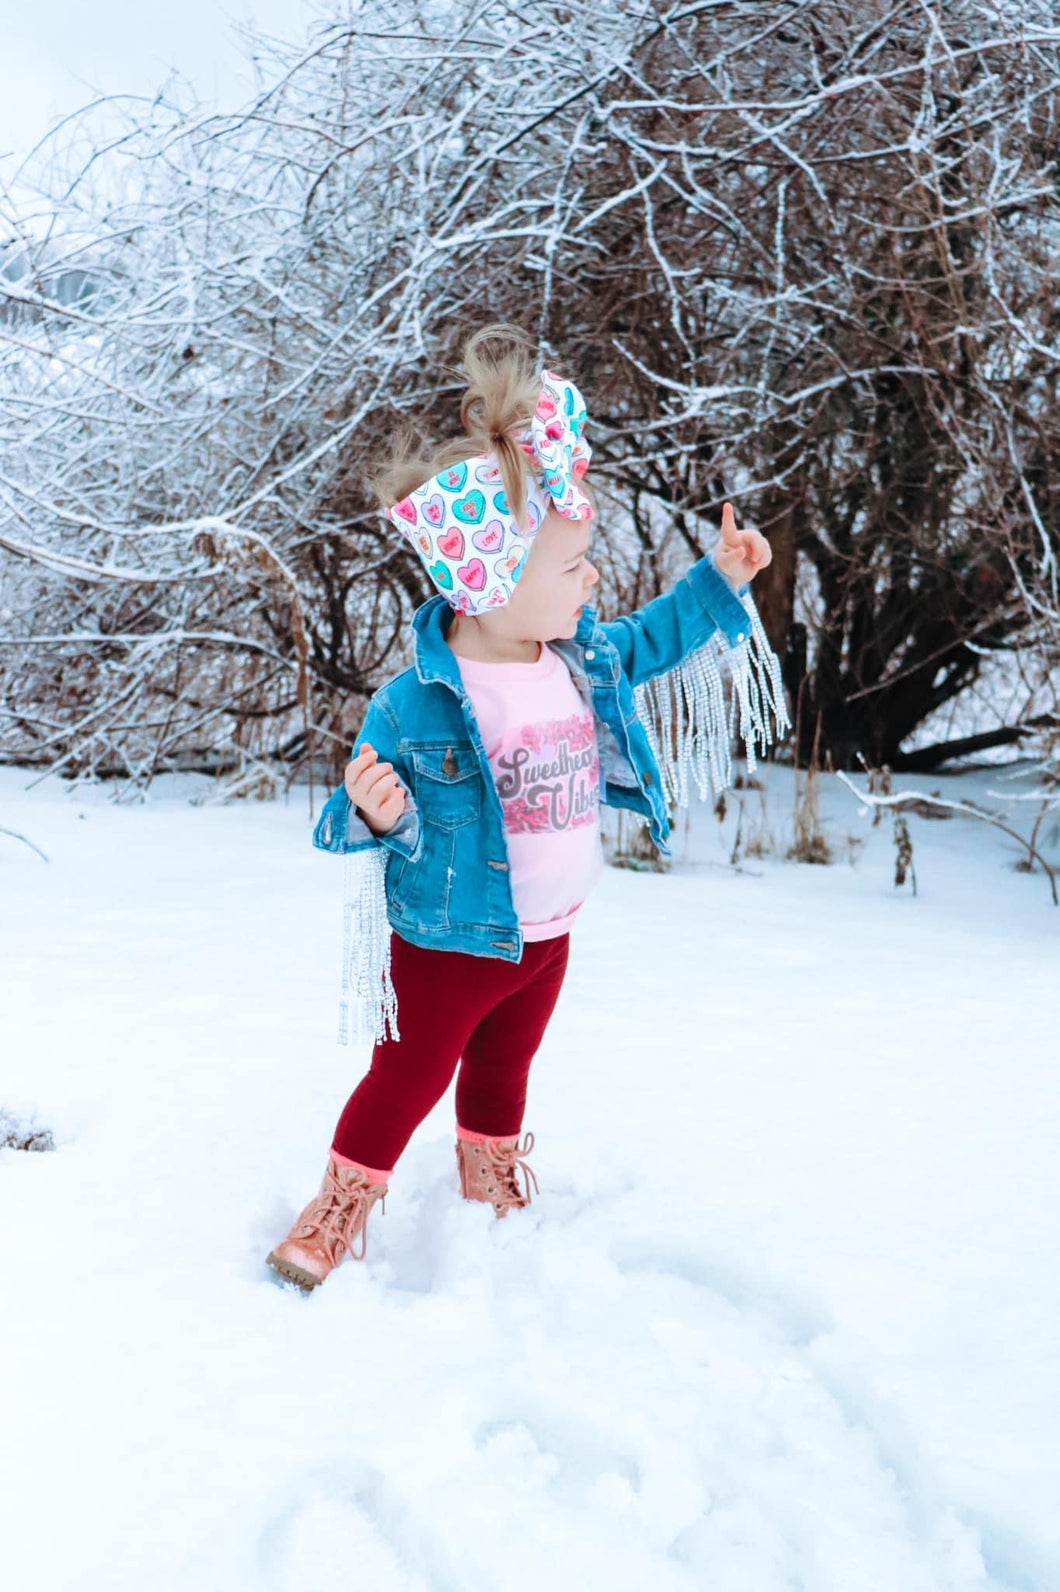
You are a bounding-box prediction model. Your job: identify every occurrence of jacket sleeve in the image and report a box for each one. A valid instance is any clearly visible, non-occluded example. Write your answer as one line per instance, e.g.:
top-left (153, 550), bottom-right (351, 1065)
top-left (312, 693), bottom-right (423, 862)
top-left (598, 544), bottom-right (753, 691)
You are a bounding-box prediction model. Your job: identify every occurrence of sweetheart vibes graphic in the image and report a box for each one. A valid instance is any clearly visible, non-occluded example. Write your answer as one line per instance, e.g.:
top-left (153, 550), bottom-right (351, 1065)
top-left (493, 709), bottom-right (600, 834)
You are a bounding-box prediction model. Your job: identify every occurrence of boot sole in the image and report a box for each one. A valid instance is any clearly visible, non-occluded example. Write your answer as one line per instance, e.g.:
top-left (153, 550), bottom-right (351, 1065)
top-left (266, 1251), bottom-right (322, 1292)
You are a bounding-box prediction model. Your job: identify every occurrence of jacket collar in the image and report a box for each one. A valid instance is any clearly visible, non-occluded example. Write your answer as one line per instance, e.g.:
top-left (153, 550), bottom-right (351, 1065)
top-left (410, 593), bottom-right (599, 688)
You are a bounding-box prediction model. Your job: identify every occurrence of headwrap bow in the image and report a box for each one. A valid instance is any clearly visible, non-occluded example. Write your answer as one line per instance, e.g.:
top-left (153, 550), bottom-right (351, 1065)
top-left (387, 370), bottom-right (593, 617)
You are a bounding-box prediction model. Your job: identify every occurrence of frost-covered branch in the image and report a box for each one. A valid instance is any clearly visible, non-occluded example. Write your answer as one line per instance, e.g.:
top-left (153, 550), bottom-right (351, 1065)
top-left (0, 0), bottom-right (1056, 794)
top-left (837, 768), bottom-right (1058, 904)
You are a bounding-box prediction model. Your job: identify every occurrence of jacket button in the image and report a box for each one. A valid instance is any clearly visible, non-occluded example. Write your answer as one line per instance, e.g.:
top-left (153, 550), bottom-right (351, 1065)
top-left (584, 648), bottom-right (595, 660)
top-left (644, 771), bottom-right (653, 786)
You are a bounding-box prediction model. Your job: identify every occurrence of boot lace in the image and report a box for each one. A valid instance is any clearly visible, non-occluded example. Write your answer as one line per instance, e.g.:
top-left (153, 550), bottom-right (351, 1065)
top-left (297, 1162), bottom-right (387, 1264)
top-left (476, 1131), bottom-right (539, 1211)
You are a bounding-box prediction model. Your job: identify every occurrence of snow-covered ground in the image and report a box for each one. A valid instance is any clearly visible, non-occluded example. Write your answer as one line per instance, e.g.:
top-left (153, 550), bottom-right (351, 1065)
top-left (2, 759), bottom-right (1058, 1592)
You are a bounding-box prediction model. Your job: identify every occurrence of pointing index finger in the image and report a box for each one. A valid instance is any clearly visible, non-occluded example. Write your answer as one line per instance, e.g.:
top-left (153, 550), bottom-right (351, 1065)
top-left (720, 501), bottom-right (740, 544)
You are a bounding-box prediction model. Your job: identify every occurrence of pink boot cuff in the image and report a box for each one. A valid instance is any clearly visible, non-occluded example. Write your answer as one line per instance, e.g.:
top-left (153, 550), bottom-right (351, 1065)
top-left (330, 1147), bottom-right (392, 1184)
top-left (455, 1124), bottom-right (519, 1145)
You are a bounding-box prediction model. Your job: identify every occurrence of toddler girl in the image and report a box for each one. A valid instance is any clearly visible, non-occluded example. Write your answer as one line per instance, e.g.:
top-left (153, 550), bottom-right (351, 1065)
top-left (266, 324), bottom-right (787, 1292)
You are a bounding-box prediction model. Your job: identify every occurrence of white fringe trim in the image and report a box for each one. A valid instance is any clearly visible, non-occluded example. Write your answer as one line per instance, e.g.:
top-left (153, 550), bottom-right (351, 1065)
top-left (338, 847), bottom-right (400, 1047)
top-left (633, 589), bottom-right (791, 809)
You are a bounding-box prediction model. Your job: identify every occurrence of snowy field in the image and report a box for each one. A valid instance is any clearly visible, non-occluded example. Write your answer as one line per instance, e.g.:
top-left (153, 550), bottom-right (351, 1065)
top-left (2, 759), bottom-right (1058, 1592)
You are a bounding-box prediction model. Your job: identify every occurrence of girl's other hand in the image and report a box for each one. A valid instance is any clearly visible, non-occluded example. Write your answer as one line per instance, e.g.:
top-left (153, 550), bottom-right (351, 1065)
top-left (344, 743), bottom-right (407, 836)
top-left (713, 501), bottom-right (772, 585)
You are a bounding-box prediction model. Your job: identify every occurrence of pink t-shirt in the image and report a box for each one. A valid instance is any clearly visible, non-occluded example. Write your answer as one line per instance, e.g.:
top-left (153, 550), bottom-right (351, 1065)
top-left (454, 641), bottom-right (604, 939)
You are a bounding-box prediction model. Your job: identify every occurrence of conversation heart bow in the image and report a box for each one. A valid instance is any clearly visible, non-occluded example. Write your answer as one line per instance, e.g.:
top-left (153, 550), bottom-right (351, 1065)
top-left (518, 368), bottom-right (593, 521)
top-left (387, 369), bottom-right (594, 617)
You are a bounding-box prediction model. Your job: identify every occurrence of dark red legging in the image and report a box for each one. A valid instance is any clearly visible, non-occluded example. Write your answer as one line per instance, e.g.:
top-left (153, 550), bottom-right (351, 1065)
top-left (331, 929), bottom-right (571, 1171)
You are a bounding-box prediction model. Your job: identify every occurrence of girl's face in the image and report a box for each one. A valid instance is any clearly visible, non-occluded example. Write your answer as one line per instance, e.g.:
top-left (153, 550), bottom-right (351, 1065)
top-left (506, 507), bottom-right (600, 641)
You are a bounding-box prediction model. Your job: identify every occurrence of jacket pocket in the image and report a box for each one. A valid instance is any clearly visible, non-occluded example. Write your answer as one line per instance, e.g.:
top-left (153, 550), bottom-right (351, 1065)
top-left (388, 825), bottom-right (454, 925)
top-left (409, 741), bottom-right (482, 830)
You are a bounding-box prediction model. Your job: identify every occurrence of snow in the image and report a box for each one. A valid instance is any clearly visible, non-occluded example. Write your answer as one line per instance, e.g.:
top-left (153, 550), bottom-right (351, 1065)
top-left (1, 760), bottom-right (1058, 1592)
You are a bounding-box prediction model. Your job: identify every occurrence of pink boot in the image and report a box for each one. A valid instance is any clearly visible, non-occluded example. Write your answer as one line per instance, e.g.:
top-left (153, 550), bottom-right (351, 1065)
top-left (455, 1130), bottom-right (539, 1218)
top-left (266, 1155), bottom-right (388, 1291)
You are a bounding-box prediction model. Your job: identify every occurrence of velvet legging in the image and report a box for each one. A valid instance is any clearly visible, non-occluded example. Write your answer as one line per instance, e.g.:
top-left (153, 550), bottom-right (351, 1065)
top-left (331, 929), bottom-right (571, 1171)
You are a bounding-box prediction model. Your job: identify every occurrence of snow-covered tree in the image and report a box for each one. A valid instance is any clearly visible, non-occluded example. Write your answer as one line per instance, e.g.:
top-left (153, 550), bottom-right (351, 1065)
top-left (0, 0), bottom-right (1058, 791)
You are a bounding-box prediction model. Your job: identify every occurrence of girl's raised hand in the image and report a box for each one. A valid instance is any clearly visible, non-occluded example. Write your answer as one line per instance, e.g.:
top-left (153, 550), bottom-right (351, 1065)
top-left (714, 501), bottom-right (772, 586)
top-left (344, 743), bottom-right (407, 836)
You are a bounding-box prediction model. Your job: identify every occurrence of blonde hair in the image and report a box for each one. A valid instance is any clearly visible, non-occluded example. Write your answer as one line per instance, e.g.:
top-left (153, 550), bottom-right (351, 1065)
top-left (371, 323), bottom-right (549, 534)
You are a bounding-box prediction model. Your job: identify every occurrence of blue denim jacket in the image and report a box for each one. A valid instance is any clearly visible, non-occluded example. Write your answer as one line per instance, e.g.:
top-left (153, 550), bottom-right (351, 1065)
top-left (313, 550), bottom-right (757, 966)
